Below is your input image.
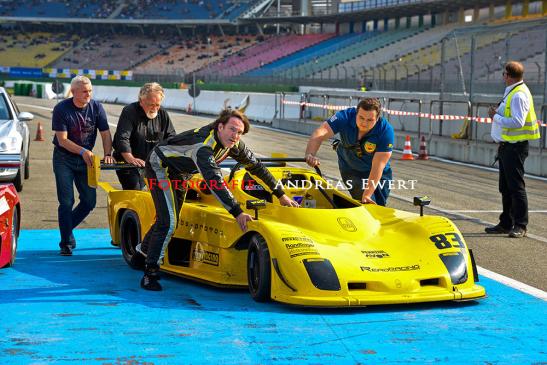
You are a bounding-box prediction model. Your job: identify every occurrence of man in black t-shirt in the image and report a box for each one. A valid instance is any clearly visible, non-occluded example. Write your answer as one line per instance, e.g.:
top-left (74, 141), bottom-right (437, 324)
top-left (113, 82), bottom-right (176, 190)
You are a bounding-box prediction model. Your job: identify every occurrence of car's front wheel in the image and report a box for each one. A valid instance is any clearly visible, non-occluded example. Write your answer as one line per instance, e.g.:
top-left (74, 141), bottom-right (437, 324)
top-left (6, 207), bottom-right (19, 267)
top-left (120, 210), bottom-right (144, 270)
top-left (247, 234), bottom-right (271, 302)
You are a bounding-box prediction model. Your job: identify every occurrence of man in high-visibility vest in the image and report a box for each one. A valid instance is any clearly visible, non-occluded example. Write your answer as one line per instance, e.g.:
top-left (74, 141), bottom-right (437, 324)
top-left (485, 61), bottom-right (540, 238)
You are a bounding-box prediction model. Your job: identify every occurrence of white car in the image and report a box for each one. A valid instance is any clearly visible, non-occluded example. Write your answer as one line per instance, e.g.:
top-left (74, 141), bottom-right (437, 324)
top-left (0, 87), bottom-right (33, 191)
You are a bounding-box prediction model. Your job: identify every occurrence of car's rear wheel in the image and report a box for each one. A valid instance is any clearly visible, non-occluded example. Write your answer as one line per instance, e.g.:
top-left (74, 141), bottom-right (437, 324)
top-left (13, 169), bottom-right (23, 192)
top-left (6, 207), bottom-right (19, 267)
top-left (120, 210), bottom-right (144, 270)
top-left (247, 234), bottom-right (271, 302)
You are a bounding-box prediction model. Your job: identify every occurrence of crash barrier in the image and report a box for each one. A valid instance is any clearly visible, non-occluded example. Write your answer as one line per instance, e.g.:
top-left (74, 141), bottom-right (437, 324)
top-left (92, 86), bottom-right (279, 122)
top-left (280, 98), bottom-right (546, 127)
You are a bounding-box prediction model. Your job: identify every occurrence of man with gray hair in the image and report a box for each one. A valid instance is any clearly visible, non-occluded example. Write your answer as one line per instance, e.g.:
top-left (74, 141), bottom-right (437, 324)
top-left (113, 82), bottom-right (176, 190)
top-left (52, 76), bottom-right (114, 256)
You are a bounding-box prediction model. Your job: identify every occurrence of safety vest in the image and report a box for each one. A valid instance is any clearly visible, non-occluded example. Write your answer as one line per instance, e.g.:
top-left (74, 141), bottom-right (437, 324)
top-left (502, 83), bottom-right (540, 142)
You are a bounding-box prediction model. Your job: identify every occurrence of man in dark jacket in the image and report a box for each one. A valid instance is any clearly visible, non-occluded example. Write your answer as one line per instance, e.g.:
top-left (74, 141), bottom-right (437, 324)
top-left (136, 108), bottom-right (299, 291)
top-left (113, 82), bottom-right (176, 190)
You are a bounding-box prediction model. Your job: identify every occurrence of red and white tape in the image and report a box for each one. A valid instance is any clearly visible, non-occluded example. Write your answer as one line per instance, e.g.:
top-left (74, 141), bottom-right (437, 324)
top-left (283, 100), bottom-right (547, 127)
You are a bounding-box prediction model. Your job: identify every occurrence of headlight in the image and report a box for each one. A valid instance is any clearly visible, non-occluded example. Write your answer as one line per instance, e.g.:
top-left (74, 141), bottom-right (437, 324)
top-left (0, 136), bottom-right (21, 153)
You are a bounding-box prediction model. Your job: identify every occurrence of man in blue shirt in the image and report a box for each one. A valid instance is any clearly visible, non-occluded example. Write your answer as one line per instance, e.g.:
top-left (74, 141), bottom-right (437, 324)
top-left (305, 98), bottom-right (394, 206)
top-left (52, 76), bottom-right (115, 256)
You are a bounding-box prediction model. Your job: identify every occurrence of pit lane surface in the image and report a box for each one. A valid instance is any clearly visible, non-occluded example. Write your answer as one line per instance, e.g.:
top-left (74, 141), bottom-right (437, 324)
top-left (0, 229), bottom-right (545, 364)
top-left (13, 96), bottom-right (547, 291)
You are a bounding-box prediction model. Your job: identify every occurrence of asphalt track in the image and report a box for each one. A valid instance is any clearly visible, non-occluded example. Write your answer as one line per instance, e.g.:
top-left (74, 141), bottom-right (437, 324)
top-left (1, 229), bottom-right (546, 364)
top-left (0, 96), bottom-right (545, 363)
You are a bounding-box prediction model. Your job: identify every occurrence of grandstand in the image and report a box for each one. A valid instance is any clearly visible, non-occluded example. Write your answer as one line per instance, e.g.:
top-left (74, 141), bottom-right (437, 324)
top-left (0, 0), bottom-right (544, 94)
top-left (134, 35), bottom-right (259, 75)
top-left (0, 31), bottom-right (78, 68)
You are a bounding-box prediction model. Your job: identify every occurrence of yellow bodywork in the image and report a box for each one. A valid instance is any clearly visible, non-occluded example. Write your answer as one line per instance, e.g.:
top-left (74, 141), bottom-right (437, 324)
top-left (101, 162), bottom-right (486, 307)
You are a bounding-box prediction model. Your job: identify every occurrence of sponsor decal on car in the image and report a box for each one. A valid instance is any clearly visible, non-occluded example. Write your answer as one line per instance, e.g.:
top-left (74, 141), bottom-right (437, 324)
top-left (180, 220), bottom-right (224, 237)
top-left (360, 264), bottom-right (420, 272)
top-left (361, 250), bottom-right (390, 258)
top-left (193, 242), bottom-right (219, 266)
top-left (282, 236), bottom-right (320, 258)
top-left (337, 217), bottom-right (357, 232)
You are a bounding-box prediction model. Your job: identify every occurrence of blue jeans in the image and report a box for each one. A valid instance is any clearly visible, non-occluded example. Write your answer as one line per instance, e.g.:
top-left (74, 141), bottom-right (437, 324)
top-left (52, 147), bottom-right (97, 248)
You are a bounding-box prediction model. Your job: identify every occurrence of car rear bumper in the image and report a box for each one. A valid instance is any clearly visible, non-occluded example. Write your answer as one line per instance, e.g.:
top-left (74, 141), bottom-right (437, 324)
top-left (0, 154), bottom-right (21, 179)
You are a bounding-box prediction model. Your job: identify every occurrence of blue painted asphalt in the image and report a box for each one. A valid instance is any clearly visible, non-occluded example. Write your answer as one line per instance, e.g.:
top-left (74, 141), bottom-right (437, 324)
top-left (0, 229), bottom-right (545, 364)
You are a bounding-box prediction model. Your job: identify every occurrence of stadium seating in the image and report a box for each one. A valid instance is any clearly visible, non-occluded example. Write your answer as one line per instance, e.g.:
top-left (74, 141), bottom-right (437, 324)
top-left (0, 31), bottom-right (79, 68)
top-left (407, 24), bottom-right (545, 82)
top-left (280, 28), bottom-right (423, 79)
top-left (134, 35), bottom-right (258, 75)
top-left (0, 0), bottom-right (116, 18)
top-left (50, 34), bottom-right (171, 71)
top-left (202, 33), bottom-right (334, 77)
top-left (246, 32), bottom-right (377, 77)
top-left (317, 24), bottom-right (456, 79)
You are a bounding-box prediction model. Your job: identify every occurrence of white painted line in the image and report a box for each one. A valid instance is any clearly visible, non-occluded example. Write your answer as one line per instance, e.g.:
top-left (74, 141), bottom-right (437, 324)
top-left (478, 266), bottom-right (547, 301)
top-left (18, 103), bottom-right (54, 111)
top-left (389, 192), bottom-right (547, 245)
top-left (445, 210), bottom-right (547, 213)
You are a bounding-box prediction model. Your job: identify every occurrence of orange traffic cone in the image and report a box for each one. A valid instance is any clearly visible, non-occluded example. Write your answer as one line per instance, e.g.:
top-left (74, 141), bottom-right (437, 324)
top-left (417, 135), bottom-right (429, 160)
top-left (34, 122), bottom-right (45, 141)
top-left (401, 135), bottom-right (414, 160)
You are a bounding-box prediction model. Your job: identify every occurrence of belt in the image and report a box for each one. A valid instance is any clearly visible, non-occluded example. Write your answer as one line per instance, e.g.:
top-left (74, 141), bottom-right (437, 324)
top-left (499, 140), bottom-right (528, 145)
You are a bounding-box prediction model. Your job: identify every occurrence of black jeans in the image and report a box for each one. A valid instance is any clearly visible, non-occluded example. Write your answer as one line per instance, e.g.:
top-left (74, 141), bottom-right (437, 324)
top-left (498, 141), bottom-right (529, 230)
top-left (116, 168), bottom-right (145, 190)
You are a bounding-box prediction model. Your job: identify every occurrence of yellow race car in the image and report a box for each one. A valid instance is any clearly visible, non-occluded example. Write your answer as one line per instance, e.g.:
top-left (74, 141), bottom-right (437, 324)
top-left (91, 157), bottom-right (485, 307)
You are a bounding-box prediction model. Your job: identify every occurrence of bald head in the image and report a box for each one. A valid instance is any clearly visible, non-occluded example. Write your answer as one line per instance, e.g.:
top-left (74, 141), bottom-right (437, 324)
top-left (504, 61), bottom-right (524, 80)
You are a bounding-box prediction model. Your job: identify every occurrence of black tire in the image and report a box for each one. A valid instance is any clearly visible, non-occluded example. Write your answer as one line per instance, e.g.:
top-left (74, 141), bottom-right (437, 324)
top-left (6, 207), bottom-right (19, 267)
top-left (120, 210), bottom-right (144, 270)
top-left (24, 154), bottom-right (30, 180)
top-left (13, 169), bottom-right (23, 192)
top-left (247, 234), bottom-right (271, 302)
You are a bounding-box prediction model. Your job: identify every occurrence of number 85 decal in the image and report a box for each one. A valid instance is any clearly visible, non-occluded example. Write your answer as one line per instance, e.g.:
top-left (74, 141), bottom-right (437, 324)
top-left (429, 232), bottom-right (466, 250)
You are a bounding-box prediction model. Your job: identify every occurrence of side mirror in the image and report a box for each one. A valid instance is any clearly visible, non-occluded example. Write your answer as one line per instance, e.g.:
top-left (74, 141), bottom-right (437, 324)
top-left (246, 199), bottom-right (267, 220)
top-left (413, 196), bottom-right (431, 217)
top-left (18, 112), bottom-right (34, 122)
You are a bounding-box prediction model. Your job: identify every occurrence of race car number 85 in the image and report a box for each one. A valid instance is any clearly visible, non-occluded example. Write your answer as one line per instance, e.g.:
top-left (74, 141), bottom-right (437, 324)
top-left (429, 233), bottom-right (465, 250)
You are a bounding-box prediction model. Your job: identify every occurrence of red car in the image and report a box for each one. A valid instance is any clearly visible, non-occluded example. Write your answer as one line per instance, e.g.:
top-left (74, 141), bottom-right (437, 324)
top-left (0, 183), bottom-right (20, 268)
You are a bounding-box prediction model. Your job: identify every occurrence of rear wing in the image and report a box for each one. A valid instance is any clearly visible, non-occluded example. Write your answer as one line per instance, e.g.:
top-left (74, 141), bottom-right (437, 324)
top-left (87, 155), bottom-right (322, 190)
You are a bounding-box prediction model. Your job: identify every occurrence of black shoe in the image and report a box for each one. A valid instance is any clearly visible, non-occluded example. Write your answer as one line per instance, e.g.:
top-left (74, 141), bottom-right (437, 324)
top-left (60, 246), bottom-right (73, 256)
top-left (140, 265), bottom-right (162, 291)
top-left (508, 226), bottom-right (527, 238)
top-left (485, 225), bottom-right (511, 234)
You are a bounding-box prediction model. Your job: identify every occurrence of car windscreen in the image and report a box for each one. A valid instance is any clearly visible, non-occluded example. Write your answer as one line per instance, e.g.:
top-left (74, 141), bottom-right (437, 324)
top-left (0, 94), bottom-right (12, 120)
